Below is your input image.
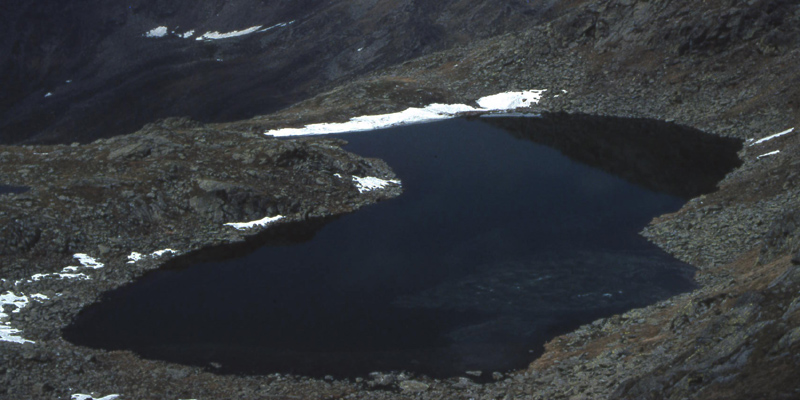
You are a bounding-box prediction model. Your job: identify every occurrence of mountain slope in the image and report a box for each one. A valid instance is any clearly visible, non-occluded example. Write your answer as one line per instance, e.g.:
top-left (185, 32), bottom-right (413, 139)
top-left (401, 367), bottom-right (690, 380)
top-left (0, 0), bottom-right (553, 144)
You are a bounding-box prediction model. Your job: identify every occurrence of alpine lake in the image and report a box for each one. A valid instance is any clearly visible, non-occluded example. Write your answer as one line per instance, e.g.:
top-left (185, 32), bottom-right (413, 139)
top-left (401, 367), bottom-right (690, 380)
top-left (64, 114), bottom-right (742, 380)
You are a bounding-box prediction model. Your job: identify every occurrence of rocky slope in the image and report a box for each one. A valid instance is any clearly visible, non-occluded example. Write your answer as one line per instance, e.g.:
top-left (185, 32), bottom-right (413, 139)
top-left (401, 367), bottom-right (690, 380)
top-left (1, 0), bottom-right (799, 399)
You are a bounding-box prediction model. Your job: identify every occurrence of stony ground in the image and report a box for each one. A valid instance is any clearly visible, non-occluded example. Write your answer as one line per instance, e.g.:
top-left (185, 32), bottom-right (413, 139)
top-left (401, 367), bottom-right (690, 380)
top-left (1, 0), bottom-right (800, 399)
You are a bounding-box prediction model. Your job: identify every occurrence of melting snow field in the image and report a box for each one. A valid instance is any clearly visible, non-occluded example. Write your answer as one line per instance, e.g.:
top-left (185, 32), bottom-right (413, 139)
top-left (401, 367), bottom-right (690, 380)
top-left (266, 90), bottom-right (547, 137)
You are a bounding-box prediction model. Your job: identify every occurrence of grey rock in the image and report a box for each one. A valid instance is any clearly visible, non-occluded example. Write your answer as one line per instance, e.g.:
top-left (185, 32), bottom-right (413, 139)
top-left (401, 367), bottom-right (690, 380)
top-left (399, 380), bottom-right (430, 392)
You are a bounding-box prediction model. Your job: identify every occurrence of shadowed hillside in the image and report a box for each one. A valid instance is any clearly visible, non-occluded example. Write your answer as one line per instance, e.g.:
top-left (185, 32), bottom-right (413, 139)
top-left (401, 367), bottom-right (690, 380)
top-left (0, 0), bottom-right (558, 144)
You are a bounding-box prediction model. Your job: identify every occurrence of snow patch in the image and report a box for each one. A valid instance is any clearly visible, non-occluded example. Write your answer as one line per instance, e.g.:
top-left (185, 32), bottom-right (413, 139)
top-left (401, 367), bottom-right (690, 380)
top-left (179, 30), bottom-right (195, 38)
top-left (268, 103), bottom-right (475, 137)
top-left (127, 252), bottom-right (144, 264)
top-left (127, 249), bottom-right (179, 264)
top-left (74, 253), bottom-right (104, 269)
top-left (476, 90), bottom-right (545, 110)
top-left (44, 92), bottom-right (53, 98)
top-left (750, 128), bottom-right (795, 146)
top-left (196, 25), bottom-right (262, 40)
top-left (152, 249), bottom-right (178, 257)
top-left (266, 90), bottom-right (546, 137)
top-left (757, 150), bottom-right (780, 159)
top-left (145, 26), bottom-right (169, 38)
top-left (71, 395), bottom-right (120, 400)
top-left (225, 215), bottom-right (284, 230)
top-left (27, 253), bottom-right (102, 282)
top-left (352, 176), bottom-right (401, 193)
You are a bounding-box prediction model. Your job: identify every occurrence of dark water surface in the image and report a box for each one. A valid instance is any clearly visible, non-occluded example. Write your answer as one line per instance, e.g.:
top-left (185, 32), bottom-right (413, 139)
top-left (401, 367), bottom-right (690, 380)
top-left (0, 185), bottom-right (30, 195)
top-left (64, 116), bottom-right (742, 379)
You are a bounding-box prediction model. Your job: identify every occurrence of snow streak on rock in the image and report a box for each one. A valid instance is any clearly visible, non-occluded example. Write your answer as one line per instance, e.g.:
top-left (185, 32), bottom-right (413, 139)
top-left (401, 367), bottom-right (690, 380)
top-left (266, 90), bottom-right (547, 137)
top-left (757, 150), bottom-right (781, 159)
top-left (146, 20), bottom-right (293, 41)
top-left (750, 127), bottom-right (795, 146)
top-left (224, 215), bottom-right (284, 230)
top-left (196, 25), bottom-right (263, 41)
top-left (258, 20), bottom-right (295, 32)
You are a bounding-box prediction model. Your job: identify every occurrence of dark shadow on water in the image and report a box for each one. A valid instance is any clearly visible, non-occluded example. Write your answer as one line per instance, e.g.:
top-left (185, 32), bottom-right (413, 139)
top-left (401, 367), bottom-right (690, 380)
top-left (0, 185), bottom-right (30, 195)
top-left (159, 216), bottom-right (340, 271)
top-left (478, 113), bottom-right (743, 199)
top-left (63, 116), bottom-right (742, 379)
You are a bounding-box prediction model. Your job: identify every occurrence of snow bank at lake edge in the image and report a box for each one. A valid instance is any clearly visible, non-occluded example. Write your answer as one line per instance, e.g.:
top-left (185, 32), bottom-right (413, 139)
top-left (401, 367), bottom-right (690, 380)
top-left (265, 90), bottom-right (547, 137)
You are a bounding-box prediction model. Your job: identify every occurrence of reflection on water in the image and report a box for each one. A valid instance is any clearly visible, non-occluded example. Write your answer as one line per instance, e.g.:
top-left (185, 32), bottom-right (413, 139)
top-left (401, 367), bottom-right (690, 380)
top-left (64, 116), bottom-right (742, 379)
top-left (480, 113), bottom-right (742, 199)
top-left (0, 185), bottom-right (30, 195)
